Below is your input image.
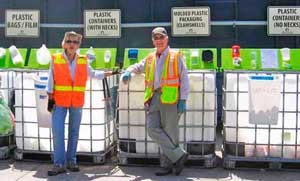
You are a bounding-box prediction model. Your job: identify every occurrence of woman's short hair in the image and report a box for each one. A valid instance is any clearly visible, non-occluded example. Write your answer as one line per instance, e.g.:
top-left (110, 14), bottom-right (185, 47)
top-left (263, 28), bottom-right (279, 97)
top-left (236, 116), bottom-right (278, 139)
top-left (61, 31), bottom-right (82, 46)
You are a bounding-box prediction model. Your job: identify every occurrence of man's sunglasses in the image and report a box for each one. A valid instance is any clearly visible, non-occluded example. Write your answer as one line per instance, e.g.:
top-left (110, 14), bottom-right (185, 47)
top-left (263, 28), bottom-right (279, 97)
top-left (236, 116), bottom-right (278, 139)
top-left (65, 40), bottom-right (80, 44)
top-left (153, 35), bottom-right (166, 41)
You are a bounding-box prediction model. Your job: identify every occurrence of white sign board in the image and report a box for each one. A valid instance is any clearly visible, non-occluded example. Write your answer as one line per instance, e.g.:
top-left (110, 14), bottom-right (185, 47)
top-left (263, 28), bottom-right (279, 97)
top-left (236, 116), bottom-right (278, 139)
top-left (5, 9), bottom-right (40, 37)
top-left (84, 9), bottom-right (121, 38)
top-left (268, 6), bottom-right (300, 36)
top-left (172, 7), bottom-right (210, 36)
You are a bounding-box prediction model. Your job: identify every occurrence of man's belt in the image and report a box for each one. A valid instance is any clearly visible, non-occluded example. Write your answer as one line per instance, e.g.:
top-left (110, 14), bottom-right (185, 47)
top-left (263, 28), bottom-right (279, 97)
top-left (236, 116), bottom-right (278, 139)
top-left (154, 87), bottom-right (161, 92)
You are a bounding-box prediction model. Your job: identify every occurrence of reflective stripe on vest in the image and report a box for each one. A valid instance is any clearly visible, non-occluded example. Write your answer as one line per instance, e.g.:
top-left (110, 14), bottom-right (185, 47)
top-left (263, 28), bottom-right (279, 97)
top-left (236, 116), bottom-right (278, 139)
top-left (54, 54), bottom-right (66, 64)
top-left (161, 78), bottom-right (179, 86)
top-left (54, 85), bottom-right (85, 92)
top-left (144, 50), bottom-right (180, 105)
top-left (53, 53), bottom-right (88, 107)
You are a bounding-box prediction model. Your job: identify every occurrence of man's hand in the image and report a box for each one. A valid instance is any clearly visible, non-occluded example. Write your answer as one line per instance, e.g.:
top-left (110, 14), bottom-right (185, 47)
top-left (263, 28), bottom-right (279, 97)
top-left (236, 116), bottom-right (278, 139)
top-left (121, 71), bottom-right (131, 84)
top-left (47, 93), bottom-right (53, 100)
top-left (177, 100), bottom-right (186, 113)
top-left (47, 99), bottom-right (55, 113)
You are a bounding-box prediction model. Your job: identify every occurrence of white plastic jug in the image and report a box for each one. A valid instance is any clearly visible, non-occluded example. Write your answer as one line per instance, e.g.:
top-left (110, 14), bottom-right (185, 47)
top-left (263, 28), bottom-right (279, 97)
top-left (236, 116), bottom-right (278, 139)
top-left (190, 49), bottom-right (199, 66)
top-left (281, 47), bottom-right (290, 61)
top-left (86, 46), bottom-right (96, 64)
top-left (250, 51), bottom-right (257, 69)
top-left (8, 45), bottom-right (24, 65)
top-left (281, 47), bottom-right (291, 68)
top-left (36, 44), bottom-right (51, 65)
top-left (104, 50), bottom-right (111, 63)
top-left (0, 48), bottom-right (5, 59)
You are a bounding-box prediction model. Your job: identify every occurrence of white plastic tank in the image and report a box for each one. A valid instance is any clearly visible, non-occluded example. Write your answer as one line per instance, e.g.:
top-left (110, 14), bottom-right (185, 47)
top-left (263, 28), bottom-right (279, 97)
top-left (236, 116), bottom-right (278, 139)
top-left (118, 71), bottom-right (216, 154)
top-left (15, 72), bottom-right (50, 151)
top-left (79, 77), bottom-right (108, 152)
top-left (15, 72), bottom-right (113, 153)
top-left (179, 72), bottom-right (216, 143)
top-left (224, 72), bottom-right (300, 158)
top-left (0, 71), bottom-right (14, 104)
top-left (118, 74), bottom-right (158, 154)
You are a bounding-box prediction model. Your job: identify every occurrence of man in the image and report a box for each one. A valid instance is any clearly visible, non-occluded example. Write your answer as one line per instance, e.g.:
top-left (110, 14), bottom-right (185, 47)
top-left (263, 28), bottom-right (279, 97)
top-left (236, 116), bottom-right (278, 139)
top-left (46, 31), bottom-right (112, 176)
top-left (121, 27), bottom-right (190, 176)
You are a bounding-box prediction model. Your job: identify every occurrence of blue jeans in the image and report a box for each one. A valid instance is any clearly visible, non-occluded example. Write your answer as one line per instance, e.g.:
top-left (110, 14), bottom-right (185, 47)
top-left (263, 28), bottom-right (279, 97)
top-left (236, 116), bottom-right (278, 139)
top-left (52, 106), bottom-right (82, 166)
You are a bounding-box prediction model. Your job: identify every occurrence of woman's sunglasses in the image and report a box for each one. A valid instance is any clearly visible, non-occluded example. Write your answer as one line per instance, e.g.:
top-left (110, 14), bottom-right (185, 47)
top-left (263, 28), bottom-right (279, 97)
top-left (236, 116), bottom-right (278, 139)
top-left (65, 40), bottom-right (80, 44)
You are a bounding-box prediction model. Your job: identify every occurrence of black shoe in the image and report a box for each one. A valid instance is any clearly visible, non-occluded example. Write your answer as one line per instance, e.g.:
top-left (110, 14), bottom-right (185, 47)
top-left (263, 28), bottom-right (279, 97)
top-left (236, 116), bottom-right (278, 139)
top-left (155, 167), bottom-right (172, 176)
top-left (67, 162), bottom-right (80, 172)
top-left (48, 165), bottom-right (66, 176)
top-left (174, 153), bottom-right (188, 176)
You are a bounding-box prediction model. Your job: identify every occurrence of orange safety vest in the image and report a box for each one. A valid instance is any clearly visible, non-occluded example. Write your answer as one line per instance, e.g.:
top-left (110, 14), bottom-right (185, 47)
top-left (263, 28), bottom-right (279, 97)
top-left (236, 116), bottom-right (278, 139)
top-left (144, 50), bottom-right (180, 104)
top-left (52, 53), bottom-right (88, 107)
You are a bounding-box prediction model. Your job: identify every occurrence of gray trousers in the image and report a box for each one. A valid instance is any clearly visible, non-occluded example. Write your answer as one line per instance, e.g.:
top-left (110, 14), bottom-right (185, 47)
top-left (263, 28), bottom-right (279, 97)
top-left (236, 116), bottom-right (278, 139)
top-left (146, 92), bottom-right (186, 166)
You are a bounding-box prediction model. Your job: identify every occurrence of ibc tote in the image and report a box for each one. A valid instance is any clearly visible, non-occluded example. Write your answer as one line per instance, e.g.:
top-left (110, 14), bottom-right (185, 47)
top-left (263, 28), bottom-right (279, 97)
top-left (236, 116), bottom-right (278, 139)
top-left (222, 48), bottom-right (300, 169)
top-left (0, 69), bottom-right (15, 159)
top-left (117, 48), bottom-right (217, 167)
top-left (14, 48), bottom-right (117, 163)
